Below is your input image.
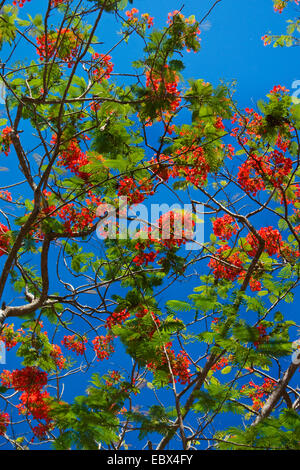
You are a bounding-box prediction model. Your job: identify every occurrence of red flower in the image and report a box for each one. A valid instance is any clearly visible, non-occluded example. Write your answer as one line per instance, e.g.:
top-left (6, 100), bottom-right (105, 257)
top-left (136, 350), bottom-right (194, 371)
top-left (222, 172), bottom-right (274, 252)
top-left (237, 150), bottom-right (292, 196)
top-left (253, 324), bottom-right (269, 348)
top-left (12, 0), bottom-right (31, 7)
top-left (36, 28), bottom-right (82, 68)
top-left (0, 324), bottom-right (23, 351)
top-left (18, 389), bottom-right (51, 421)
top-left (145, 67), bottom-right (182, 115)
top-left (32, 422), bottom-right (52, 440)
top-left (141, 13), bottom-right (154, 28)
top-left (0, 223), bottom-right (10, 257)
top-left (208, 245), bottom-right (244, 281)
top-left (0, 191), bottom-right (12, 202)
top-left (269, 85), bottom-right (289, 94)
top-left (211, 356), bottom-right (229, 371)
top-left (117, 177), bottom-right (154, 205)
top-left (105, 309), bottom-right (130, 330)
top-left (0, 127), bottom-right (13, 156)
top-left (213, 215), bottom-right (238, 241)
top-left (246, 227), bottom-right (282, 257)
top-left (92, 53), bottom-right (114, 81)
top-left (58, 203), bottom-right (97, 236)
top-left (92, 334), bottom-right (115, 361)
top-left (215, 117), bottom-right (225, 130)
top-left (55, 137), bottom-right (90, 180)
top-left (147, 344), bottom-right (191, 385)
top-left (51, 0), bottom-right (70, 6)
top-left (62, 335), bottom-right (87, 355)
top-left (9, 367), bottom-right (47, 393)
top-left (242, 378), bottom-right (276, 411)
top-left (0, 412), bottom-right (9, 436)
top-left (50, 344), bottom-right (66, 369)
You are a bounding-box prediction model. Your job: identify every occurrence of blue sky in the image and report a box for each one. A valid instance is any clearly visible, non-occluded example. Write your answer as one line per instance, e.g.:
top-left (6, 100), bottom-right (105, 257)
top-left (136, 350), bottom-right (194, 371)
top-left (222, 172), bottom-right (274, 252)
top-left (109, 0), bottom-right (299, 104)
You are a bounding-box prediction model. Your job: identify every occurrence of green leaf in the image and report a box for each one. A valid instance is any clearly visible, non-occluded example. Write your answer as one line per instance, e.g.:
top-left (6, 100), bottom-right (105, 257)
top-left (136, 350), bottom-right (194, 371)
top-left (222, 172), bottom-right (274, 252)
top-left (165, 300), bottom-right (191, 312)
top-left (221, 366), bottom-right (232, 375)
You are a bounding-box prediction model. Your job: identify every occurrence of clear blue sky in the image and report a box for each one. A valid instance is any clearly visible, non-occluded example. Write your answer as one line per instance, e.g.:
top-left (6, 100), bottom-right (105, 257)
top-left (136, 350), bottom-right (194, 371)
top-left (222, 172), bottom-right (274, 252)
top-left (111, 0), bottom-right (299, 105)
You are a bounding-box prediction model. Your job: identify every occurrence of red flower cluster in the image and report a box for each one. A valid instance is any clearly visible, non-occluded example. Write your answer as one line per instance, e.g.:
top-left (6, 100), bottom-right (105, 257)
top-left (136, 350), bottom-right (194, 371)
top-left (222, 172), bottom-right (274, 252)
top-left (58, 203), bottom-right (96, 235)
top-left (167, 10), bottom-right (186, 24)
top-left (223, 143), bottom-right (235, 160)
top-left (156, 210), bottom-right (194, 248)
top-left (262, 34), bottom-right (272, 46)
top-left (135, 308), bottom-right (150, 319)
top-left (273, 0), bottom-right (299, 14)
top-left (125, 8), bottom-right (139, 23)
top-left (242, 378), bottom-right (276, 411)
top-left (92, 334), bottom-right (115, 361)
top-left (231, 109), bottom-right (263, 144)
top-left (51, 0), bottom-right (69, 6)
top-left (141, 13), bottom-right (154, 28)
top-left (147, 343), bottom-right (191, 385)
top-left (62, 335), bottom-right (87, 355)
top-left (213, 215), bottom-right (238, 241)
top-left (253, 324), bottom-right (269, 348)
top-left (172, 350), bottom-right (191, 385)
top-left (54, 136), bottom-right (90, 180)
top-left (117, 177), bottom-right (154, 205)
top-left (208, 245), bottom-right (244, 281)
top-left (215, 117), bottom-right (225, 130)
top-left (0, 324), bottom-right (23, 351)
top-left (105, 309), bottom-right (130, 330)
top-left (17, 389), bottom-right (51, 421)
top-left (269, 85), bottom-right (289, 94)
top-left (125, 8), bottom-right (154, 29)
top-left (249, 278), bottom-right (262, 292)
top-left (130, 210), bottom-right (195, 267)
top-left (105, 370), bottom-right (121, 387)
top-left (0, 127), bottom-right (13, 156)
top-left (133, 251), bottom-right (157, 266)
top-left (166, 10), bottom-right (201, 51)
top-left (0, 412), bottom-right (9, 436)
top-left (0, 191), bottom-right (12, 202)
top-left (12, 0), bottom-right (30, 7)
top-left (276, 132), bottom-right (290, 152)
top-left (0, 366), bottom-right (53, 438)
top-left (36, 29), bottom-right (82, 67)
top-left (172, 146), bottom-right (210, 187)
top-left (246, 227), bottom-right (282, 257)
top-left (211, 356), bottom-right (229, 371)
top-left (0, 224), bottom-right (10, 257)
top-left (32, 422), bottom-right (53, 440)
top-left (238, 150), bottom-right (292, 196)
top-left (50, 344), bottom-right (66, 370)
top-left (92, 53), bottom-right (114, 81)
top-left (237, 158), bottom-right (266, 196)
top-left (149, 154), bottom-right (173, 182)
top-left (268, 150), bottom-right (293, 187)
top-left (0, 366), bottom-right (48, 393)
top-left (36, 34), bottom-right (57, 61)
top-left (150, 146), bottom-right (210, 188)
top-left (232, 105), bottom-right (293, 197)
top-left (145, 67), bottom-right (181, 114)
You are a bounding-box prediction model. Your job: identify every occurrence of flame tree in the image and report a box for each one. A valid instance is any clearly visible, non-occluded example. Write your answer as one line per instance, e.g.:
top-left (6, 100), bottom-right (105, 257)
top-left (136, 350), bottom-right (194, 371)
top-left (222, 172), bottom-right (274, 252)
top-left (0, 0), bottom-right (299, 450)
